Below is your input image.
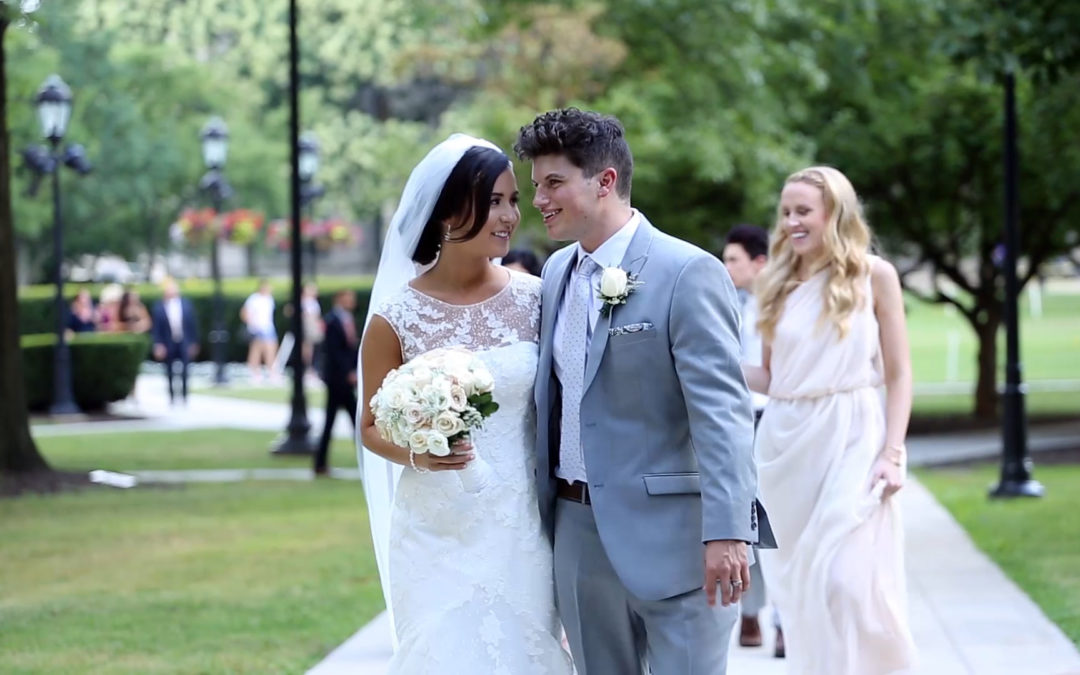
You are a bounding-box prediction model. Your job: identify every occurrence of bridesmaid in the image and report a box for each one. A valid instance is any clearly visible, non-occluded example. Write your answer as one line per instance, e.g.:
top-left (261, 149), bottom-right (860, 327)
top-left (743, 166), bottom-right (916, 674)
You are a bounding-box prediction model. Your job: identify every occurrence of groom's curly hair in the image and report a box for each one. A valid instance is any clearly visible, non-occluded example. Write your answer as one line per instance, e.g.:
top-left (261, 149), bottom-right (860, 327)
top-left (514, 108), bottom-right (633, 200)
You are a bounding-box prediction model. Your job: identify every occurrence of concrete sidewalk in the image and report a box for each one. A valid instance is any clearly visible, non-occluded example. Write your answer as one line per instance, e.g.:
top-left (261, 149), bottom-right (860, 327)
top-left (307, 479), bottom-right (1080, 675)
top-left (31, 372), bottom-right (355, 441)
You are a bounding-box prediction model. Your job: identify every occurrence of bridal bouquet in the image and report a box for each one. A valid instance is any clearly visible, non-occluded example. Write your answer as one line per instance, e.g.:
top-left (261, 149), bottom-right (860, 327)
top-left (370, 348), bottom-right (499, 493)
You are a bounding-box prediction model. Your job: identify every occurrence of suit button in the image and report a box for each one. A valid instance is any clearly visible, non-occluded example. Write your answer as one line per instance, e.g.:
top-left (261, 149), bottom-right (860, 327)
top-left (584, 422), bottom-right (597, 428)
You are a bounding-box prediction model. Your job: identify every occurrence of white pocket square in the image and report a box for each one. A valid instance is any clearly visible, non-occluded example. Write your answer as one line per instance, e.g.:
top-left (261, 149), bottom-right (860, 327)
top-left (609, 321), bottom-right (654, 337)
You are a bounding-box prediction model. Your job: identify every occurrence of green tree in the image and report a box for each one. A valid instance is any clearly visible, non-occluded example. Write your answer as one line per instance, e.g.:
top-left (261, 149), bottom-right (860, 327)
top-left (802, 0), bottom-right (1080, 418)
top-left (1, 2), bottom-right (51, 476)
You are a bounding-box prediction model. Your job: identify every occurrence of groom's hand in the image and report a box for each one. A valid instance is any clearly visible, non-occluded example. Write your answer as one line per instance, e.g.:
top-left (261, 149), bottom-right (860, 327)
top-left (704, 540), bottom-right (750, 607)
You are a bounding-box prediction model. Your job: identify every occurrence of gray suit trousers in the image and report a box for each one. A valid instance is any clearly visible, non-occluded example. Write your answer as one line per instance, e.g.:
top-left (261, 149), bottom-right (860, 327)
top-left (555, 499), bottom-right (738, 674)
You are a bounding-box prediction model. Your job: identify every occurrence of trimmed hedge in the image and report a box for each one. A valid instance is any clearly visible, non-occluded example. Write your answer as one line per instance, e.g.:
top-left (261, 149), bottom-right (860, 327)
top-left (18, 277), bottom-right (374, 363)
top-left (21, 332), bottom-right (151, 411)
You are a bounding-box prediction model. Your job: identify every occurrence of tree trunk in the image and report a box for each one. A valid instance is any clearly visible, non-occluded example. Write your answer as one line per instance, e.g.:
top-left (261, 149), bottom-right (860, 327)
top-left (0, 18), bottom-right (52, 474)
top-left (973, 311), bottom-right (1001, 420)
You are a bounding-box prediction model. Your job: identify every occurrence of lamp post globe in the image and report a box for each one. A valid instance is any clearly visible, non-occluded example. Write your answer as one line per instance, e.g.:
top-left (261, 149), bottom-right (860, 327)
top-left (200, 116), bottom-right (229, 170)
top-left (35, 74), bottom-right (72, 144)
top-left (298, 132), bottom-right (319, 182)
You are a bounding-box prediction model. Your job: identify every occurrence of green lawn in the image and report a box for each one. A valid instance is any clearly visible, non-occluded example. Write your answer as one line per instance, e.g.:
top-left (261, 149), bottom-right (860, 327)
top-left (906, 291), bottom-right (1080, 384)
top-left (0, 480), bottom-right (382, 674)
top-left (912, 389), bottom-right (1080, 418)
top-left (35, 429), bottom-right (357, 471)
top-left (197, 386), bottom-right (329, 409)
top-left (918, 464), bottom-right (1080, 646)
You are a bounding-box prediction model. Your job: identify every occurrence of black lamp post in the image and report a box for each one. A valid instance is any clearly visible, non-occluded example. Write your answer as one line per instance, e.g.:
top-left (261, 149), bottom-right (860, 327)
top-left (199, 116), bottom-right (232, 386)
top-left (271, 0), bottom-right (314, 455)
top-left (298, 131), bottom-right (325, 278)
top-left (30, 75), bottom-right (91, 415)
top-left (990, 70), bottom-right (1043, 499)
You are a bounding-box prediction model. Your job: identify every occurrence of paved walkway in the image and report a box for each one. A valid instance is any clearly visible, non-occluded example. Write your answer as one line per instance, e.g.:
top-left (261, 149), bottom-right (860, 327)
top-left (28, 373), bottom-right (1080, 673)
top-left (308, 479), bottom-right (1080, 675)
top-left (31, 372), bottom-right (355, 441)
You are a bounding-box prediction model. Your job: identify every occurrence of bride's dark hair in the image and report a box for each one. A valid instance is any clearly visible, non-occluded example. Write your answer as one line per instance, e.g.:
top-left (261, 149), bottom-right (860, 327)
top-left (413, 146), bottom-right (511, 265)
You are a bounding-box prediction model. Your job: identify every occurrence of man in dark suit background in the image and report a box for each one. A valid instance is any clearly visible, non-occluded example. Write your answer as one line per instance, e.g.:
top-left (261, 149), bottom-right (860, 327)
top-left (313, 289), bottom-right (359, 476)
top-left (151, 278), bottom-right (200, 405)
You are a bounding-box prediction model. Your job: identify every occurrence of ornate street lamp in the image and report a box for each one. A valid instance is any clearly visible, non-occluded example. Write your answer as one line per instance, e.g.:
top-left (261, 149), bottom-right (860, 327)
top-left (298, 131), bottom-right (325, 277)
top-left (199, 117), bottom-right (232, 386)
top-left (990, 71), bottom-right (1043, 499)
top-left (30, 75), bottom-right (91, 415)
top-left (272, 0), bottom-right (314, 455)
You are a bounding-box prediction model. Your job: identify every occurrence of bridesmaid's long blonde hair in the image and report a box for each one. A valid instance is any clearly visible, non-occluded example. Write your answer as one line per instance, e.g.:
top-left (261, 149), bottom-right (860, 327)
top-left (756, 166), bottom-right (871, 342)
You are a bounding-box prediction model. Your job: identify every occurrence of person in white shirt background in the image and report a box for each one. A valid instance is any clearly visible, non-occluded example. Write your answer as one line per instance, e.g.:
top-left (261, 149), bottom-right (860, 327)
top-left (240, 279), bottom-right (279, 384)
top-left (723, 223), bottom-right (785, 658)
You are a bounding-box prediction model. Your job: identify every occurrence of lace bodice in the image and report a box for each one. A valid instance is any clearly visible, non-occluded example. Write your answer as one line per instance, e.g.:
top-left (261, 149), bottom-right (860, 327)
top-left (374, 269), bottom-right (541, 362)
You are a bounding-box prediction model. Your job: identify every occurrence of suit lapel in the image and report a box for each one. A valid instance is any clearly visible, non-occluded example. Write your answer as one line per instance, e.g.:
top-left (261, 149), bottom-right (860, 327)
top-left (582, 220), bottom-right (655, 394)
top-left (537, 250), bottom-right (576, 408)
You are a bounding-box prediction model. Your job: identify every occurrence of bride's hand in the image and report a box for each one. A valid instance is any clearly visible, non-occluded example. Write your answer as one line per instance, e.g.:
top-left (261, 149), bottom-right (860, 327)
top-left (868, 457), bottom-right (905, 499)
top-left (416, 439), bottom-right (475, 472)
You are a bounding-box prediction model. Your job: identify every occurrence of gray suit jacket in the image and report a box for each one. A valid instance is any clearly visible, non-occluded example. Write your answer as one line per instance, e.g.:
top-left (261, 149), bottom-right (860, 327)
top-left (535, 217), bottom-right (775, 602)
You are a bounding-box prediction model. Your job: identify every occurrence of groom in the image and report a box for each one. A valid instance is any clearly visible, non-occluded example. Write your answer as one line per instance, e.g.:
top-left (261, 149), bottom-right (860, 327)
top-left (517, 108), bottom-right (774, 673)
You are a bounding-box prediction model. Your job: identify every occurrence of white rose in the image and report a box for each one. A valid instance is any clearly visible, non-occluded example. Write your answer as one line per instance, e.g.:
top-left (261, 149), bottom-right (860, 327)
top-left (386, 386), bottom-right (409, 410)
top-left (433, 411), bottom-right (466, 437)
top-left (426, 431), bottom-right (451, 456)
top-left (374, 418), bottom-right (392, 442)
top-left (600, 267), bottom-right (628, 298)
top-left (409, 365), bottom-right (434, 387)
top-left (468, 366), bottom-right (495, 394)
top-left (449, 384), bottom-right (468, 411)
top-left (402, 403), bottom-right (425, 426)
top-left (408, 430), bottom-right (431, 453)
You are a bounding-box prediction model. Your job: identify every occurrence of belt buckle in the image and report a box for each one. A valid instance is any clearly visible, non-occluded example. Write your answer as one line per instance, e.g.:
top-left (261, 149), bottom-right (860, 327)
top-left (576, 481), bottom-right (589, 504)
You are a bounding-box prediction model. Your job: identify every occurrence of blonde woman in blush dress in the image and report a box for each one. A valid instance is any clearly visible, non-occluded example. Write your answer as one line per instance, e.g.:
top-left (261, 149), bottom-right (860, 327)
top-left (743, 166), bottom-right (917, 674)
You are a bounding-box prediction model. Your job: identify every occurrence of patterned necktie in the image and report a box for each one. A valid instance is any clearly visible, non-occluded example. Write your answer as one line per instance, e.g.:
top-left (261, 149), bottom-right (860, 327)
top-left (559, 255), bottom-right (597, 482)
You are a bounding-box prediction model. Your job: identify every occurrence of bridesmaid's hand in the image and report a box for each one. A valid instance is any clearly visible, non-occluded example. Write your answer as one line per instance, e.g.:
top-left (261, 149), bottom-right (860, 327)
top-left (869, 457), bottom-right (905, 499)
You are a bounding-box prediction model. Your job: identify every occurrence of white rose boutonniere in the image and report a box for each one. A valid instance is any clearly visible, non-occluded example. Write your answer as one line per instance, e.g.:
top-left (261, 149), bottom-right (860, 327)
top-left (597, 266), bottom-right (643, 318)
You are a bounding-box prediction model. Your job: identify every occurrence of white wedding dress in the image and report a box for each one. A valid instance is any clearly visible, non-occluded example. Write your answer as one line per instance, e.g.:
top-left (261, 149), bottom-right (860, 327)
top-left (372, 269), bottom-right (573, 674)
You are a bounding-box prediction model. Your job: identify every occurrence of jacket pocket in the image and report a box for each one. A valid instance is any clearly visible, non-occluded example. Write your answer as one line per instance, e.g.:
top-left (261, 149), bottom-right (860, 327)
top-left (642, 472), bottom-right (701, 495)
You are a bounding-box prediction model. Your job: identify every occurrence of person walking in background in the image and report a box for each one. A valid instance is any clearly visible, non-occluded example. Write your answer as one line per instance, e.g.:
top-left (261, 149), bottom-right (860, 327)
top-left (723, 223), bottom-right (785, 658)
top-left (745, 166), bottom-right (916, 674)
top-left (118, 286), bottom-right (152, 334)
top-left (240, 279), bottom-right (278, 384)
top-left (151, 278), bottom-right (200, 405)
top-left (66, 287), bottom-right (97, 337)
top-left (301, 281), bottom-right (324, 381)
top-left (96, 283), bottom-right (124, 333)
top-left (500, 248), bottom-right (542, 276)
top-left (313, 289), bottom-right (359, 477)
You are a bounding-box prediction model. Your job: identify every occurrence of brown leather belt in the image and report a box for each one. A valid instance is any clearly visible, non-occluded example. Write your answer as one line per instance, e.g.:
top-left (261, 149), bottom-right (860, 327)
top-left (557, 479), bottom-right (591, 505)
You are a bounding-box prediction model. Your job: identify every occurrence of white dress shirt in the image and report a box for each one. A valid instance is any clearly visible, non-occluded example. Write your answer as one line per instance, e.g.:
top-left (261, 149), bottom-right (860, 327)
top-left (165, 297), bottom-right (184, 342)
top-left (554, 210), bottom-right (641, 482)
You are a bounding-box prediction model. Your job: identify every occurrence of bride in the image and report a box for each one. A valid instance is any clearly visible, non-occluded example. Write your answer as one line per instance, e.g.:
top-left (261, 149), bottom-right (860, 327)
top-left (357, 134), bottom-right (573, 673)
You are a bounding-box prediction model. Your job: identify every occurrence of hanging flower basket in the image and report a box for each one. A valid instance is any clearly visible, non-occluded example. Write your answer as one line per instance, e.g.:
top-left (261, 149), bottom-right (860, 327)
top-left (220, 209), bottom-right (265, 245)
top-left (266, 217), bottom-right (362, 251)
top-left (172, 208), bottom-right (220, 246)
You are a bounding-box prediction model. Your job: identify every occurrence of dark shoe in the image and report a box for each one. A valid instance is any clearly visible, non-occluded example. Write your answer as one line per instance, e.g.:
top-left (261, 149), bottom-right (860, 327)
top-left (774, 627), bottom-right (785, 659)
top-left (739, 616), bottom-right (763, 647)
top-left (313, 466), bottom-right (330, 478)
